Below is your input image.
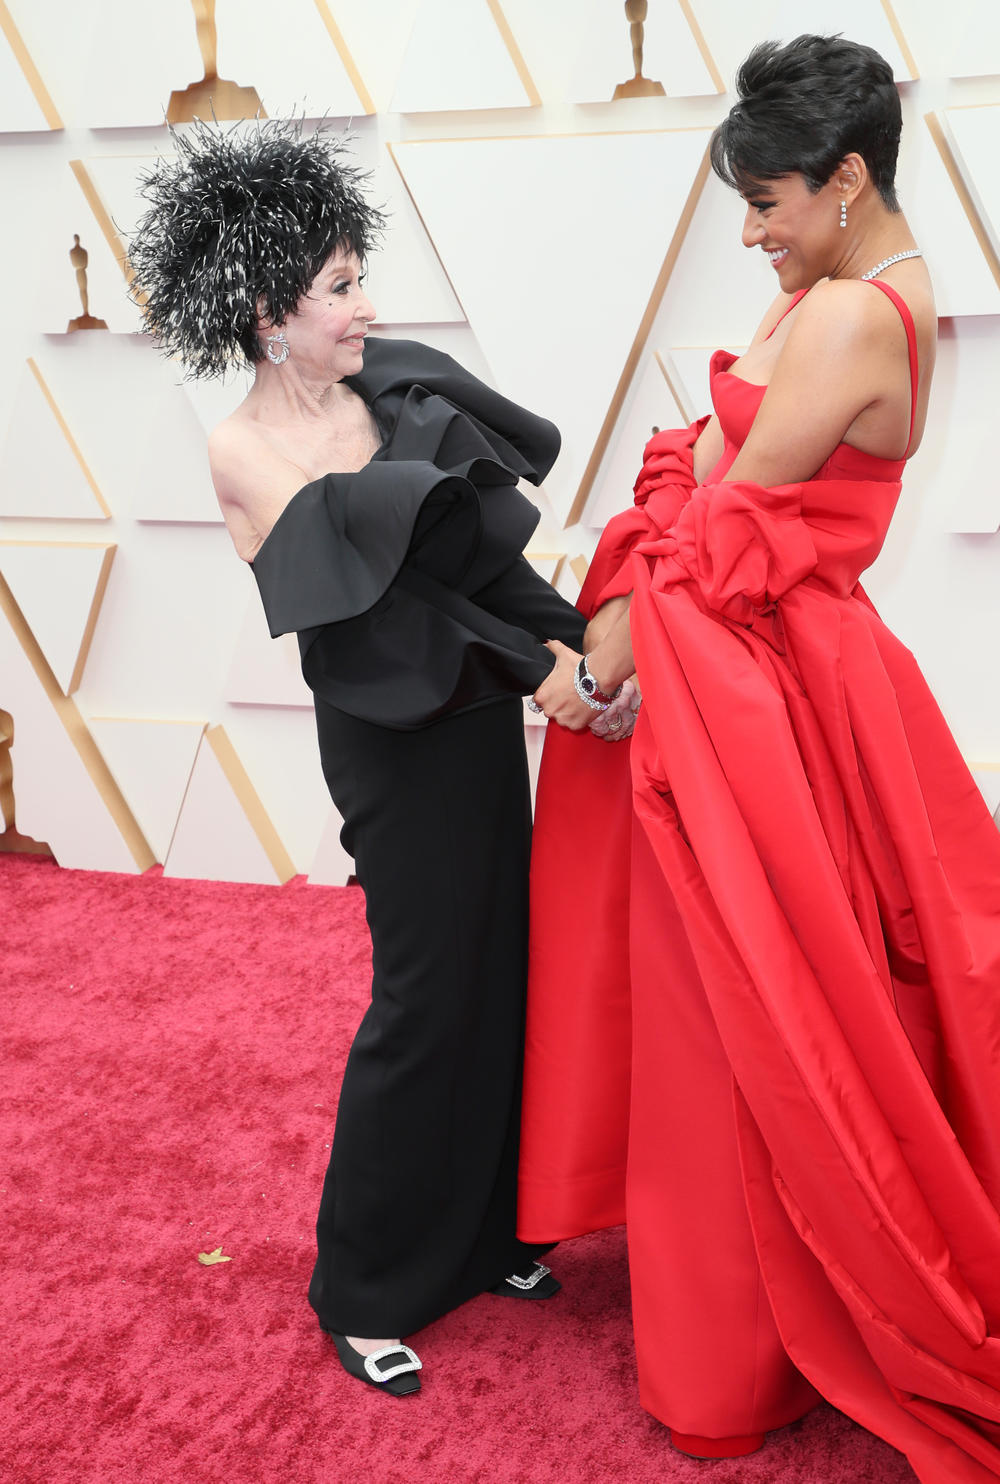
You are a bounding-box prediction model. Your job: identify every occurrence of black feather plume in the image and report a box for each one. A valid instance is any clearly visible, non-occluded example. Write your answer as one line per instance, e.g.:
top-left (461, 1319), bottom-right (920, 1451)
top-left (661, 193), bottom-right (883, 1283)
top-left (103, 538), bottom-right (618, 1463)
top-left (127, 116), bottom-right (386, 380)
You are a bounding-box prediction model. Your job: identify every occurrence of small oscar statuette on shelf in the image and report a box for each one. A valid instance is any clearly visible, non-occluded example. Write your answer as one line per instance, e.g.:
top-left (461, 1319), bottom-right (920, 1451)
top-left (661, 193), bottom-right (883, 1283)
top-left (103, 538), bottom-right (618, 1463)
top-left (612, 0), bottom-right (665, 99)
top-left (67, 235), bottom-right (108, 332)
top-left (167, 0), bottom-right (264, 123)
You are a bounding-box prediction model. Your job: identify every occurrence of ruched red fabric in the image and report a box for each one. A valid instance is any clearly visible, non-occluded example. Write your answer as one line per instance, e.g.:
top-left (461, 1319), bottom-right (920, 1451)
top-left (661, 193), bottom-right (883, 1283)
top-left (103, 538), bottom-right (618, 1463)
top-left (519, 295), bottom-right (1000, 1481)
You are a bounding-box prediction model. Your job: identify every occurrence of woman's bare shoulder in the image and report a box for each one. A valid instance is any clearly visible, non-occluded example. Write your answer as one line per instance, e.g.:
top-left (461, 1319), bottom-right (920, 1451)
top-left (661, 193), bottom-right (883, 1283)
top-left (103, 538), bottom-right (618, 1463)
top-left (208, 412), bottom-right (309, 562)
top-left (209, 412), bottom-right (303, 507)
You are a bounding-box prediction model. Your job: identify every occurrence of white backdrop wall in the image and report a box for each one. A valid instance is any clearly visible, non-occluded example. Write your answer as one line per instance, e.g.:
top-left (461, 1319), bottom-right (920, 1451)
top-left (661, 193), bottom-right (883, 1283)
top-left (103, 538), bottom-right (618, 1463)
top-left (1, 0), bottom-right (998, 882)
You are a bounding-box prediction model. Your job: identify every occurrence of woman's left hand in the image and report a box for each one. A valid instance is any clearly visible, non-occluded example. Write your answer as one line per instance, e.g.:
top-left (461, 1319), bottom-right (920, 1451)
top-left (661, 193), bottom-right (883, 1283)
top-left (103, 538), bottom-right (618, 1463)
top-left (531, 641), bottom-right (594, 730)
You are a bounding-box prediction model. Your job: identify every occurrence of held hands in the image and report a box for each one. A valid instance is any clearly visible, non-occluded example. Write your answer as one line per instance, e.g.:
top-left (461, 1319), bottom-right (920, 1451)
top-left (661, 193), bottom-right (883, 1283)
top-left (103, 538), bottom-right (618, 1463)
top-left (588, 678), bottom-right (640, 743)
top-left (529, 642), bottom-right (641, 740)
top-left (531, 642), bottom-right (593, 730)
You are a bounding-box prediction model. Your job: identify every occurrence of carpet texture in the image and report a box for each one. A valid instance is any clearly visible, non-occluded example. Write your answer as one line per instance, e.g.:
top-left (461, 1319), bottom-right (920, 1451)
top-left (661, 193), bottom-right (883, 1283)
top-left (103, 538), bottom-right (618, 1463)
top-left (0, 854), bottom-right (916, 1484)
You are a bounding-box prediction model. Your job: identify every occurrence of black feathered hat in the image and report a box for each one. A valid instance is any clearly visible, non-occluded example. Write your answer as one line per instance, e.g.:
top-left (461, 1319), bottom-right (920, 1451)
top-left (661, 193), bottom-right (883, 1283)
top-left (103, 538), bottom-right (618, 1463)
top-left (127, 116), bottom-right (386, 379)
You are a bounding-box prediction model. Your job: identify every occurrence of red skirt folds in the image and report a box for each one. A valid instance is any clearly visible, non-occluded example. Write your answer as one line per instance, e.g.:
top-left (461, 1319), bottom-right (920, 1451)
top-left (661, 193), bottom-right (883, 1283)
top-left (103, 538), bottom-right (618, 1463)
top-left (518, 423), bottom-right (1000, 1482)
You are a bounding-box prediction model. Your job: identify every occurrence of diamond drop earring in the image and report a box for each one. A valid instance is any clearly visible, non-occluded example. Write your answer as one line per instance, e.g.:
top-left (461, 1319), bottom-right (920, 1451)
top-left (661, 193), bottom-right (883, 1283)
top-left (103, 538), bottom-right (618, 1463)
top-left (266, 331), bottom-right (290, 365)
top-left (840, 198), bottom-right (848, 229)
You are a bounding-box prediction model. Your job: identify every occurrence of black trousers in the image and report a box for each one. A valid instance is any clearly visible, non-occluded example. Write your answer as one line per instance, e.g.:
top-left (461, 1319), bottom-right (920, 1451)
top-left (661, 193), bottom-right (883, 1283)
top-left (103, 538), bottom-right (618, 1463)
top-left (307, 696), bottom-right (549, 1337)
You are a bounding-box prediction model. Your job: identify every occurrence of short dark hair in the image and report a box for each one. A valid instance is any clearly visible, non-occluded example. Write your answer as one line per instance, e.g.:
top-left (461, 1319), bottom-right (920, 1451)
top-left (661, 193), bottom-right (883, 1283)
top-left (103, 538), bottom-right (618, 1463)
top-left (710, 35), bottom-right (902, 211)
top-left (128, 117), bottom-right (385, 379)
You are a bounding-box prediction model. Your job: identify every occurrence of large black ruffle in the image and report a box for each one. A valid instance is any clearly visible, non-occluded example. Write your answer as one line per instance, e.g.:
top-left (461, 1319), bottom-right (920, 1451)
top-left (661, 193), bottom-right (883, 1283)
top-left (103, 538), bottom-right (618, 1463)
top-left (250, 337), bottom-right (584, 730)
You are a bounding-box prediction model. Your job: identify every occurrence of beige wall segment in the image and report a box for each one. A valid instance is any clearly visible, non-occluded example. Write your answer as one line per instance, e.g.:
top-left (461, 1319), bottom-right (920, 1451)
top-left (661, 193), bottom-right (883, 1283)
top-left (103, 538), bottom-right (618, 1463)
top-left (26, 358), bottom-right (111, 517)
top-left (205, 725), bottom-right (297, 884)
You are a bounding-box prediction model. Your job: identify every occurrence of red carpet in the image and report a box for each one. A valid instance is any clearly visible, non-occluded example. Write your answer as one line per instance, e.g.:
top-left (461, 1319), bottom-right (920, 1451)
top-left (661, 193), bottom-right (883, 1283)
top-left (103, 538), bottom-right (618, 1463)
top-left (0, 853), bottom-right (916, 1483)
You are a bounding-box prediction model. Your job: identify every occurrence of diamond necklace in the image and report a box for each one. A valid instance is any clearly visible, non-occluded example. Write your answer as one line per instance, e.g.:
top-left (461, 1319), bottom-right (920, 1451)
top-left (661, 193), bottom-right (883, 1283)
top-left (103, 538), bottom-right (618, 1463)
top-left (860, 249), bottom-right (923, 281)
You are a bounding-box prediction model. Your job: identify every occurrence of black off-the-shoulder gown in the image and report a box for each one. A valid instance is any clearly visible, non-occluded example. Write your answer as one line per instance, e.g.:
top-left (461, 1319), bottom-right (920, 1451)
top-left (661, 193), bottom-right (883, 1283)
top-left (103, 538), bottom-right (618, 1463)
top-left (252, 337), bottom-right (586, 1337)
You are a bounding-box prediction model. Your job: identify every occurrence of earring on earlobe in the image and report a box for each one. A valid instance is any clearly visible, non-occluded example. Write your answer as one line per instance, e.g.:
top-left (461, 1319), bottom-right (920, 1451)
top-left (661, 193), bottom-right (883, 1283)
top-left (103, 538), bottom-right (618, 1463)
top-left (840, 198), bottom-right (848, 229)
top-left (266, 331), bottom-right (290, 365)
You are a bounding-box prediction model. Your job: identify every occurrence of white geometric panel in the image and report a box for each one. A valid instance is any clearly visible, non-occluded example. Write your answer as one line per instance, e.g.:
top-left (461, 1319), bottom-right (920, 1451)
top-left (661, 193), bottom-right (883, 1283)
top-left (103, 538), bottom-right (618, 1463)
top-left (585, 355), bottom-right (674, 530)
top-left (86, 717), bottom-right (206, 864)
top-left (941, 106), bottom-right (1000, 267)
top-left (32, 333), bottom-right (222, 526)
top-left (770, 0), bottom-right (914, 78)
top-left (0, 9), bottom-right (55, 130)
top-left (0, 541), bottom-right (115, 695)
top-left (0, 363), bottom-right (109, 521)
top-left (322, 0), bottom-right (420, 115)
top-left (692, 0), bottom-right (914, 90)
top-left (940, 426), bottom-right (999, 534)
top-left (216, 0), bottom-right (371, 117)
top-left (308, 803), bottom-right (355, 886)
top-left (0, 604), bottom-right (150, 873)
top-left (905, 110), bottom-right (1000, 319)
top-left (390, 0), bottom-right (537, 113)
top-left (922, 316), bottom-right (1000, 535)
top-left (565, 0), bottom-right (720, 102)
top-left (489, 0), bottom-right (578, 104)
top-left (940, 0), bottom-right (1000, 79)
top-left (164, 725), bottom-right (294, 884)
top-left (224, 590), bottom-right (314, 708)
top-left (130, 390), bottom-right (224, 525)
top-left (391, 129), bottom-right (709, 523)
top-left (364, 154), bottom-right (464, 325)
top-left (17, 0), bottom-right (202, 129)
top-left (882, 1), bottom-right (947, 78)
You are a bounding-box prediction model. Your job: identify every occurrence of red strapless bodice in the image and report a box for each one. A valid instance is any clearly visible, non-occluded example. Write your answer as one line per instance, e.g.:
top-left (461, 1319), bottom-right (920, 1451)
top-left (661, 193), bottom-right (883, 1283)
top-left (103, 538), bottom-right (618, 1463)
top-left (707, 349), bottom-right (906, 485)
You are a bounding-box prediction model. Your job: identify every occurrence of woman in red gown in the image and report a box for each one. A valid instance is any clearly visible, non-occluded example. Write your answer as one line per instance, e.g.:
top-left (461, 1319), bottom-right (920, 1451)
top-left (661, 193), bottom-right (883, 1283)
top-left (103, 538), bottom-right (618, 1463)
top-left (519, 34), bottom-right (1000, 1482)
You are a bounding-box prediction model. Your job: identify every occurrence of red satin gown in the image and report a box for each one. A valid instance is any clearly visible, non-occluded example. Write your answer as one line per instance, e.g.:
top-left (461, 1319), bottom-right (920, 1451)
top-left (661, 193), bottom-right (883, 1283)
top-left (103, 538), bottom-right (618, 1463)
top-left (518, 282), bottom-right (1000, 1481)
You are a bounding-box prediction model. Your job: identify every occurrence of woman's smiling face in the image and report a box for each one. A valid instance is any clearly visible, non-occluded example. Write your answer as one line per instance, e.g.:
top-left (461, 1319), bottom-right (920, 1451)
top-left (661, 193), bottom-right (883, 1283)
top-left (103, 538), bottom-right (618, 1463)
top-left (740, 172), bottom-right (844, 293)
top-left (278, 247), bottom-right (376, 378)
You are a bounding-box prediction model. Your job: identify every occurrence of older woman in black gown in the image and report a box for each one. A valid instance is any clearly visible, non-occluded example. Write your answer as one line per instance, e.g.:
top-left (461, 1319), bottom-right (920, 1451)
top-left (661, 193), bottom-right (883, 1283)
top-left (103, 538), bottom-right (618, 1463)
top-left (128, 119), bottom-right (586, 1395)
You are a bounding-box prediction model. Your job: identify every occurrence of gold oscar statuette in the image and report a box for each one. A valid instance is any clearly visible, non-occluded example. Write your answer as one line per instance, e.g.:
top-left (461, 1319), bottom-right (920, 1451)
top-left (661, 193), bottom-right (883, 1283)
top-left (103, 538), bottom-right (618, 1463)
top-left (0, 709), bottom-right (51, 855)
top-left (67, 235), bottom-right (108, 332)
top-left (167, 0), bottom-right (264, 123)
top-left (613, 0), bottom-right (665, 99)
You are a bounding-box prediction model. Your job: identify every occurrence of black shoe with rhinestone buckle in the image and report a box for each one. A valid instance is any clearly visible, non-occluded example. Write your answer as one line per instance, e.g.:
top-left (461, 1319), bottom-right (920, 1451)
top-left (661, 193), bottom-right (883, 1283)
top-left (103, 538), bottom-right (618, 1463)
top-left (488, 1261), bottom-right (561, 1300)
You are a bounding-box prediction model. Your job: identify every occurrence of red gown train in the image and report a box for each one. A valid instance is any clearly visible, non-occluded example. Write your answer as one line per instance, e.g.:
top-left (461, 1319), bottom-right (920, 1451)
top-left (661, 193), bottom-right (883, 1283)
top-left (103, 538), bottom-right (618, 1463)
top-left (518, 283), bottom-right (1000, 1481)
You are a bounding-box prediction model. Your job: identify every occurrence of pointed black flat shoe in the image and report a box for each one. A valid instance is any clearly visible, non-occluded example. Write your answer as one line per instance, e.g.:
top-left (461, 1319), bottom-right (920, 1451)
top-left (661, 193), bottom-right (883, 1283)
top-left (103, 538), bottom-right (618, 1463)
top-left (322, 1327), bottom-right (422, 1396)
top-left (488, 1261), bottom-right (561, 1300)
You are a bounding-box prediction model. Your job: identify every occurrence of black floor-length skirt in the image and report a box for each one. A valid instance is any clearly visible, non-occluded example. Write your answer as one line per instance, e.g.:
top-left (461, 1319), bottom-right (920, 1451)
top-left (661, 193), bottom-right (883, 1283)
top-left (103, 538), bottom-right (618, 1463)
top-left (307, 695), bottom-right (549, 1338)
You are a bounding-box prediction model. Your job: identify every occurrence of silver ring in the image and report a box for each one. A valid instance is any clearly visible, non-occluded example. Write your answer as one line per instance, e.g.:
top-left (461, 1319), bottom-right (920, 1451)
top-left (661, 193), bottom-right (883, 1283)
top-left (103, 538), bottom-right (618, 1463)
top-left (526, 698), bottom-right (543, 714)
top-left (608, 715), bottom-right (623, 731)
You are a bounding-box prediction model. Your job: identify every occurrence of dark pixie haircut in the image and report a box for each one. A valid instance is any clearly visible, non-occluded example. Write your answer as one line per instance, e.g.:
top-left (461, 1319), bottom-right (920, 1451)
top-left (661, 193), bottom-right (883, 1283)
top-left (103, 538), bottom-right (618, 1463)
top-left (128, 116), bottom-right (386, 379)
top-left (710, 34), bottom-right (902, 211)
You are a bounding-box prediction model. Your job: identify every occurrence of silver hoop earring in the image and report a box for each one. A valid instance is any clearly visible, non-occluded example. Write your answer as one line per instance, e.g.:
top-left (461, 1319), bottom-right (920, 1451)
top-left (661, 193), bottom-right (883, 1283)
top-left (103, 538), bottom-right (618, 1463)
top-left (839, 199), bottom-right (848, 229)
top-left (266, 331), bottom-right (290, 365)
